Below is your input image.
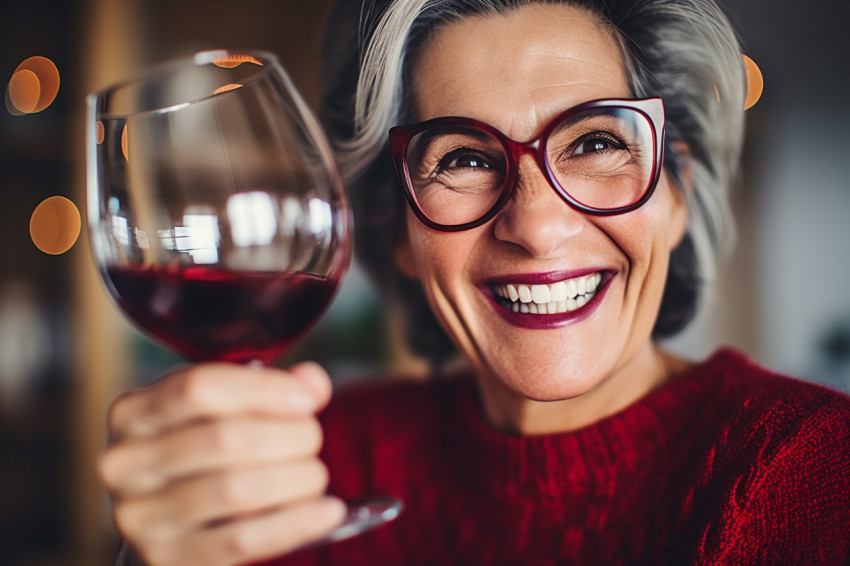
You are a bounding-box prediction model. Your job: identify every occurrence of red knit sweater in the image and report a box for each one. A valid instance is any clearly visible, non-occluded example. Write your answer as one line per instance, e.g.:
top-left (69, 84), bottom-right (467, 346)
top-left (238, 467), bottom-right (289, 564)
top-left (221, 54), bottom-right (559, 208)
top-left (262, 349), bottom-right (850, 565)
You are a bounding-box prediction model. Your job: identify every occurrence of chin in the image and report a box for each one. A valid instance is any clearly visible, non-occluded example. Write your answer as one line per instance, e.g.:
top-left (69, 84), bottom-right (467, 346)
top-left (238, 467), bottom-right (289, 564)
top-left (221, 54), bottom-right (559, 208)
top-left (490, 364), bottom-right (605, 402)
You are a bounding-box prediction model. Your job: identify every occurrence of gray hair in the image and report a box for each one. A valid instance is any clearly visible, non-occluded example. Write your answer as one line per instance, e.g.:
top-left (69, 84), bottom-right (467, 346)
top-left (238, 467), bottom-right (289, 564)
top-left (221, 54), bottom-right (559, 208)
top-left (321, 0), bottom-right (746, 364)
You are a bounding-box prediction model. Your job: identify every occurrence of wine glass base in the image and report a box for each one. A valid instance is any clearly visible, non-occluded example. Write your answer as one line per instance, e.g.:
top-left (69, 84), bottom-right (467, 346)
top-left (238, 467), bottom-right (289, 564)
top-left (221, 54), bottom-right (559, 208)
top-left (308, 496), bottom-right (403, 548)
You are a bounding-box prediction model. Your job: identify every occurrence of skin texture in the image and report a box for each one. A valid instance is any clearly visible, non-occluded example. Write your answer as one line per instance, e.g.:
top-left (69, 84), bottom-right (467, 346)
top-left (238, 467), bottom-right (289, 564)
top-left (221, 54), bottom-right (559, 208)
top-left (395, 3), bottom-right (692, 434)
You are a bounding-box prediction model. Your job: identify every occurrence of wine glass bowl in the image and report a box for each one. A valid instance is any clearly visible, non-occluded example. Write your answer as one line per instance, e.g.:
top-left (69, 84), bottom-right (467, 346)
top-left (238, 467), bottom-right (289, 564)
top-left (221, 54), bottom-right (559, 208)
top-left (87, 50), bottom-right (350, 365)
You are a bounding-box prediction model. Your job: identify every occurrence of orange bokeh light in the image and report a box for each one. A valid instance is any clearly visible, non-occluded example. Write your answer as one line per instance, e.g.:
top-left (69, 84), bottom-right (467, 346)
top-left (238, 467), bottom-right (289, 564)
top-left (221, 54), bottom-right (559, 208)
top-left (121, 124), bottom-right (129, 160)
top-left (213, 83), bottom-right (243, 95)
top-left (743, 55), bottom-right (764, 110)
top-left (8, 69), bottom-right (40, 114)
top-left (5, 56), bottom-right (60, 115)
top-left (95, 120), bottom-right (105, 144)
top-left (211, 55), bottom-right (263, 69)
top-left (30, 196), bottom-right (81, 255)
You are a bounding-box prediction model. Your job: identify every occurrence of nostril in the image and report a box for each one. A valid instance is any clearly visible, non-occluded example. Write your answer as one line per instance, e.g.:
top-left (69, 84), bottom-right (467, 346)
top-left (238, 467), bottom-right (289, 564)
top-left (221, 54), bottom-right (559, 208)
top-left (491, 193), bottom-right (585, 258)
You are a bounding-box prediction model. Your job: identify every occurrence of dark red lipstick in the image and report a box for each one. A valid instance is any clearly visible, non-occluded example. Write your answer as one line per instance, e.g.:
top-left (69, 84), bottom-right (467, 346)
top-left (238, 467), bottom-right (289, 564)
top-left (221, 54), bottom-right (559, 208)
top-left (482, 270), bottom-right (614, 329)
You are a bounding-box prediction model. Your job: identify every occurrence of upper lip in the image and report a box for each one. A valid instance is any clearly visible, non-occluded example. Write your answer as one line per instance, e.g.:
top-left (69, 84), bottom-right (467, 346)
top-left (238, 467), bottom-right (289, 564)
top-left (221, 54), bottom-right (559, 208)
top-left (483, 267), bottom-right (611, 286)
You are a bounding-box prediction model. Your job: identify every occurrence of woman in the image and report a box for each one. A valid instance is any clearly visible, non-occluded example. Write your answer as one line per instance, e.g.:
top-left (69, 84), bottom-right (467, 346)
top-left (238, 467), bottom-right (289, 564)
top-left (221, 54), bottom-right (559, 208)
top-left (102, 0), bottom-right (850, 564)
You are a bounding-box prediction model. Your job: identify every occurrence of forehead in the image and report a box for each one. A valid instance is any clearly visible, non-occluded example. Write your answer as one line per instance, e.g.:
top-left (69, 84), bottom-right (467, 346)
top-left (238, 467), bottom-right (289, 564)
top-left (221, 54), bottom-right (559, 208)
top-left (410, 3), bottom-right (630, 139)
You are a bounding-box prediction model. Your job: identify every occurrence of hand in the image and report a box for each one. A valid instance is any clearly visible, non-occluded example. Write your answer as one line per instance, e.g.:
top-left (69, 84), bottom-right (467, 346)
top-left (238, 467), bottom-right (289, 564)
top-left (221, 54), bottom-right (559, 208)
top-left (98, 361), bottom-right (347, 566)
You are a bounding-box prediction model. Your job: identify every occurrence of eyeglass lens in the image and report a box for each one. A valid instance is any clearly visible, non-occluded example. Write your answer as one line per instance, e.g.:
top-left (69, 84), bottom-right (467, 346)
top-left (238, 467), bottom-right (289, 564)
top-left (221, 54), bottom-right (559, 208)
top-left (404, 107), bottom-right (655, 227)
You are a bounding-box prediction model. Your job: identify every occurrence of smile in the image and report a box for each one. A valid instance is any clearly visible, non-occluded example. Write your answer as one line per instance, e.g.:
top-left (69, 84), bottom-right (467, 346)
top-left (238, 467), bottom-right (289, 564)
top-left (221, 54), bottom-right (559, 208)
top-left (491, 272), bottom-right (603, 314)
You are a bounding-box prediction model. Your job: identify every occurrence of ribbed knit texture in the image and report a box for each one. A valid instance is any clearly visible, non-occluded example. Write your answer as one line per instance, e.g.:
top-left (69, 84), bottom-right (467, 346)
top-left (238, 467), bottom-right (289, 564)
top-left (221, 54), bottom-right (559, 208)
top-left (260, 349), bottom-right (850, 565)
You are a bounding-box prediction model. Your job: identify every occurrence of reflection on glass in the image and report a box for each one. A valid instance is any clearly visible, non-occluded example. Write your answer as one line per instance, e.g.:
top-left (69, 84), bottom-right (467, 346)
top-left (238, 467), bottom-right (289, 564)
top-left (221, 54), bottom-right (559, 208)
top-left (181, 213), bottom-right (220, 264)
top-left (228, 191), bottom-right (277, 247)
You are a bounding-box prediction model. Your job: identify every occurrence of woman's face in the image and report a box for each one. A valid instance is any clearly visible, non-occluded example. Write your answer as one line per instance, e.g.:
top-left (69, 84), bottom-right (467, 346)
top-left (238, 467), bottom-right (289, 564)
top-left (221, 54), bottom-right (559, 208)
top-left (398, 3), bottom-right (688, 403)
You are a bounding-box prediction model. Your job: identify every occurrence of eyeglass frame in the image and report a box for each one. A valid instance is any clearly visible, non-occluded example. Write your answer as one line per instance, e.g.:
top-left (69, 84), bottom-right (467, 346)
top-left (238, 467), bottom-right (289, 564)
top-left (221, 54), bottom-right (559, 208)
top-left (388, 97), bottom-right (667, 232)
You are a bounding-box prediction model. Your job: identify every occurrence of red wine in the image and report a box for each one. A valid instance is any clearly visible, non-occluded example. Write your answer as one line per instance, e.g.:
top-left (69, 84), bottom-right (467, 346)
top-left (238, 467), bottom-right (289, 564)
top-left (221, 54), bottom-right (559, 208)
top-left (104, 265), bottom-right (339, 364)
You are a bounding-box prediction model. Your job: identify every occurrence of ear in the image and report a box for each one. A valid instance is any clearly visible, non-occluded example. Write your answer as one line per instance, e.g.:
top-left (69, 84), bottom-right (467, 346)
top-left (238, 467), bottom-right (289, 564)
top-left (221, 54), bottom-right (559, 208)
top-left (393, 234), bottom-right (420, 279)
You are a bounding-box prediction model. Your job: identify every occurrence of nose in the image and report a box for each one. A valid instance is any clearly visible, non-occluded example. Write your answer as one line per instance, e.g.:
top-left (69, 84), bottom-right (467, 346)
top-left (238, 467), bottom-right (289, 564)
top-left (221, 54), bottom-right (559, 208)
top-left (492, 154), bottom-right (585, 258)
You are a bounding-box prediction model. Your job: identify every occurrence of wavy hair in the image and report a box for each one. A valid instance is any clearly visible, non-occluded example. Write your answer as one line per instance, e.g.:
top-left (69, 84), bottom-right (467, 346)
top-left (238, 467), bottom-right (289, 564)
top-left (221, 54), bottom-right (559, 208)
top-left (321, 0), bottom-right (746, 366)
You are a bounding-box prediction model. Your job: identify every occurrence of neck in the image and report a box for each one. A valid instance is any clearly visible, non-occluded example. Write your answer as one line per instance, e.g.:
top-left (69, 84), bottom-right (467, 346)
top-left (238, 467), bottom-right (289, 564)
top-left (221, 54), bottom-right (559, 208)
top-left (473, 343), bottom-right (691, 435)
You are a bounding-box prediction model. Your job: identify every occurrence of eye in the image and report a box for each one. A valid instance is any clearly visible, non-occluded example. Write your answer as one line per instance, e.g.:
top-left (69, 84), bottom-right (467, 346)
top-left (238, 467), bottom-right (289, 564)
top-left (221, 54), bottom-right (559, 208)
top-left (436, 148), bottom-right (495, 172)
top-left (571, 133), bottom-right (624, 156)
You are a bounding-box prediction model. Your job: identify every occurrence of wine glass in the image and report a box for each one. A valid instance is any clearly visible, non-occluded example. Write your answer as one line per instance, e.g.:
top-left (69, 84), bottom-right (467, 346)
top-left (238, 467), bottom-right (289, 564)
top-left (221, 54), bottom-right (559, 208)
top-left (86, 49), bottom-right (401, 547)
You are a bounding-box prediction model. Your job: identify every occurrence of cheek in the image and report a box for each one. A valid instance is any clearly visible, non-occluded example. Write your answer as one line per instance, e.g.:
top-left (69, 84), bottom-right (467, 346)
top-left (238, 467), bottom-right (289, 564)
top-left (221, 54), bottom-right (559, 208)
top-left (406, 218), bottom-right (471, 291)
top-left (600, 185), bottom-right (683, 290)
top-left (619, 181), bottom-right (686, 260)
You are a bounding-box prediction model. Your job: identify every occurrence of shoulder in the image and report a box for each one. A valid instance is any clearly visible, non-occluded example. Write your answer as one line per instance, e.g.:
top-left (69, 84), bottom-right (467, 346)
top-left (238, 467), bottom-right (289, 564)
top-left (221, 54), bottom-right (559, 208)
top-left (685, 349), bottom-right (850, 563)
top-left (690, 348), bottom-right (850, 486)
top-left (687, 347), bottom-right (850, 433)
top-left (664, 348), bottom-right (850, 467)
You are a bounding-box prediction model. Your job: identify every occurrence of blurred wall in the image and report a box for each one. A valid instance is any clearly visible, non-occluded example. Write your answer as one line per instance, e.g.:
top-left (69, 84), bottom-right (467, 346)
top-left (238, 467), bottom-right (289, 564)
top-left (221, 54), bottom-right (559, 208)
top-left (669, 0), bottom-right (850, 391)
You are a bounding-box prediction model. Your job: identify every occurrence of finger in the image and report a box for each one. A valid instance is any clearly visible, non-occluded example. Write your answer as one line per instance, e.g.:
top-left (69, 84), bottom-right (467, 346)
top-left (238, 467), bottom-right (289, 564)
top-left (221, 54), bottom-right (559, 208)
top-left (100, 417), bottom-right (323, 495)
top-left (114, 459), bottom-right (330, 540)
top-left (141, 497), bottom-right (347, 566)
top-left (286, 361), bottom-right (333, 411)
top-left (109, 364), bottom-right (324, 440)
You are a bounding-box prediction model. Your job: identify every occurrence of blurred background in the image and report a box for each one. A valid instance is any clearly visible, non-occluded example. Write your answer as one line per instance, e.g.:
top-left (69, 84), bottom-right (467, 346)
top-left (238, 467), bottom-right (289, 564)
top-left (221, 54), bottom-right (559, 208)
top-left (0, 0), bottom-right (848, 564)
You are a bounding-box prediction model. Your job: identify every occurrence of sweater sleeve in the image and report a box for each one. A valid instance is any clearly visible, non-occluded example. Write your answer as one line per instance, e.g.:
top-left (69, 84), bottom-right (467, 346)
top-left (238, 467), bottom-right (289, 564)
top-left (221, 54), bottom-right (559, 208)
top-left (694, 401), bottom-right (850, 565)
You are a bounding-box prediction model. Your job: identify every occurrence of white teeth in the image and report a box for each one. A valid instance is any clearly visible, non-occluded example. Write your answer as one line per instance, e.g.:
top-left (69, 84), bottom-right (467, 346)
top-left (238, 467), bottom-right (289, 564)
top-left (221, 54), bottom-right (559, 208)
top-left (550, 281), bottom-right (567, 302)
top-left (565, 279), bottom-right (577, 299)
top-left (493, 272), bottom-right (604, 315)
top-left (531, 284), bottom-right (550, 304)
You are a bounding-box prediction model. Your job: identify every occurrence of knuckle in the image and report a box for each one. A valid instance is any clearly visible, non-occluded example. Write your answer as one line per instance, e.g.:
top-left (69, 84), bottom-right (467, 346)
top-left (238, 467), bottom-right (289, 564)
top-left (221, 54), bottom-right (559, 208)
top-left (172, 367), bottom-right (215, 411)
top-left (113, 500), bottom-right (146, 536)
top-left (217, 472), bottom-right (250, 508)
top-left (97, 450), bottom-right (121, 488)
top-left (106, 391), bottom-right (136, 439)
top-left (206, 420), bottom-right (245, 455)
top-left (95, 452), bottom-right (115, 488)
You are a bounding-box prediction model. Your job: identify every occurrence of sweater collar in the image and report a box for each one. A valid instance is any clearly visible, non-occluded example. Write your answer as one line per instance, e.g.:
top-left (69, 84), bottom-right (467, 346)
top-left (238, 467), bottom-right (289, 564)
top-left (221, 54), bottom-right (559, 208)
top-left (442, 349), bottom-right (736, 504)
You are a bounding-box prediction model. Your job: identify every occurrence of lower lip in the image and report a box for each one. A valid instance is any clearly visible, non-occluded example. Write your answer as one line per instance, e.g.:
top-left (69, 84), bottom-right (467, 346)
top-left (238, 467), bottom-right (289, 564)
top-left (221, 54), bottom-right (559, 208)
top-left (483, 276), bottom-right (612, 330)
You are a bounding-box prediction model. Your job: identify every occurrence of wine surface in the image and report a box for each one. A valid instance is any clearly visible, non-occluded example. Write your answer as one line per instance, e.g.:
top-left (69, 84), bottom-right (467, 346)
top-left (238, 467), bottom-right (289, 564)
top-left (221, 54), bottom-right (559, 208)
top-left (104, 265), bottom-right (338, 364)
